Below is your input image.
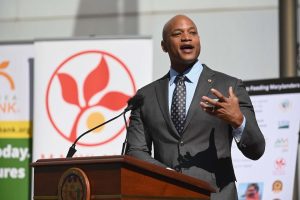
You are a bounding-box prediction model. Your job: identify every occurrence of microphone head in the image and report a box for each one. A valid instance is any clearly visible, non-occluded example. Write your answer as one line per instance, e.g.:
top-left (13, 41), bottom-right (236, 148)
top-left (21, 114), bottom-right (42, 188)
top-left (125, 94), bottom-right (144, 111)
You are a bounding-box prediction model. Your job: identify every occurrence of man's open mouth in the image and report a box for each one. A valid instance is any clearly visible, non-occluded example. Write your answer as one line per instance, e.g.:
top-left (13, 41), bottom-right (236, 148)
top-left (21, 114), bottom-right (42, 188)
top-left (180, 44), bottom-right (194, 49)
top-left (180, 44), bottom-right (194, 52)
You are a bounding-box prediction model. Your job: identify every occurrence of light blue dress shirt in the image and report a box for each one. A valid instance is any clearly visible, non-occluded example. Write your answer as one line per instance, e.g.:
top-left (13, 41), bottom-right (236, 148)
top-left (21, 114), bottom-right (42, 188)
top-left (168, 61), bottom-right (203, 114)
top-left (168, 60), bottom-right (245, 142)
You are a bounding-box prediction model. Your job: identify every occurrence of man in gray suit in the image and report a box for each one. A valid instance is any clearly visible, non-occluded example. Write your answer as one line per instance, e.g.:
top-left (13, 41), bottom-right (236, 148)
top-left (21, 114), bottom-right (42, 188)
top-left (126, 15), bottom-right (265, 199)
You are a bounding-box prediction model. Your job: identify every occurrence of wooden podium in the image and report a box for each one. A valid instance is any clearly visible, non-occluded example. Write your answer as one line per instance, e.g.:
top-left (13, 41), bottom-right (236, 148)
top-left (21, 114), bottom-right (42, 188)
top-left (31, 155), bottom-right (215, 200)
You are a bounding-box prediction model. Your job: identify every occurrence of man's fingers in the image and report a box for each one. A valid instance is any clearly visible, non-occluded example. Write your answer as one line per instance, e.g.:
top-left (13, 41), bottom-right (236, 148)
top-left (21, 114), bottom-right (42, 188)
top-left (211, 88), bottom-right (225, 102)
top-left (200, 102), bottom-right (217, 114)
top-left (201, 96), bottom-right (219, 107)
top-left (228, 86), bottom-right (235, 97)
top-left (201, 87), bottom-right (236, 111)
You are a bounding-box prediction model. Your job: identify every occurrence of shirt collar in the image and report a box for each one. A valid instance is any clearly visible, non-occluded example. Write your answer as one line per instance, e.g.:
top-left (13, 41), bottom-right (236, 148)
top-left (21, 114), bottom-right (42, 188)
top-left (169, 60), bottom-right (203, 86)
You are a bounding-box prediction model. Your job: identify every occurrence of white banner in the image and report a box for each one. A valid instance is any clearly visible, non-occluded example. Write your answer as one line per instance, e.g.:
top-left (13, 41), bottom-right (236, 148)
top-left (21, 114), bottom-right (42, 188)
top-left (0, 42), bottom-right (33, 200)
top-left (233, 78), bottom-right (300, 200)
top-left (33, 38), bottom-right (153, 161)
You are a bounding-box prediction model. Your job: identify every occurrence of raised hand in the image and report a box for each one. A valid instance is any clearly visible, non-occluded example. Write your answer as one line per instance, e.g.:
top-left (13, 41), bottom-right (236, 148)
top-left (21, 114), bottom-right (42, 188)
top-left (200, 87), bottom-right (243, 128)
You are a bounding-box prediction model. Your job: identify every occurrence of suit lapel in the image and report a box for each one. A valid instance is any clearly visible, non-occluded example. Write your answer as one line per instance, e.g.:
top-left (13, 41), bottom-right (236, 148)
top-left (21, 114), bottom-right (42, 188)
top-left (155, 74), bottom-right (180, 137)
top-left (183, 65), bottom-right (215, 132)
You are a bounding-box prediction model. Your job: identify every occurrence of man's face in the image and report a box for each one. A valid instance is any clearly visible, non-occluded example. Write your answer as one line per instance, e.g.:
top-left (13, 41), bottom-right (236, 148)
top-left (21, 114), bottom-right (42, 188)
top-left (245, 186), bottom-right (259, 200)
top-left (162, 16), bottom-right (201, 68)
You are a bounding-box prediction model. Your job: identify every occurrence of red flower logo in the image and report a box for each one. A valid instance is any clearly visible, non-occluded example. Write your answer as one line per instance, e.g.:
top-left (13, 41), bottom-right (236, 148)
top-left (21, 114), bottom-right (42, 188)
top-left (275, 158), bottom-right (286, 170)
top-left (46, 50), bottom-right (136, 146)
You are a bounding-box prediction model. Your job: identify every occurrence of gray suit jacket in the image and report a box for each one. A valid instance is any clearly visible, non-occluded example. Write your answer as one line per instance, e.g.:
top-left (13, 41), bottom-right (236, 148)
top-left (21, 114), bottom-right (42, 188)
top-left (126, 64), bottom-right (265, 199)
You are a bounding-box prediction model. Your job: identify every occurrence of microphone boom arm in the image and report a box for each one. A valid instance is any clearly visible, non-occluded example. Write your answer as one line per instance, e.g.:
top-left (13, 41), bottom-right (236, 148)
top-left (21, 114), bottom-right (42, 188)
top-left (66, 93), bottom-right (143, 158)
top-left (121, 112), bottom-right (129, 155)
top-left (66, 110), bottom-right (125, 158)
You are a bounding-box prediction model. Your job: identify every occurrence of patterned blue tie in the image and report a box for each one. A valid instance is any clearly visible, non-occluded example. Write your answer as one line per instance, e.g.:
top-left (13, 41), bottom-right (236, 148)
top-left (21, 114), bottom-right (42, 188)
top-left (171, 75), bottom-right (186, 134)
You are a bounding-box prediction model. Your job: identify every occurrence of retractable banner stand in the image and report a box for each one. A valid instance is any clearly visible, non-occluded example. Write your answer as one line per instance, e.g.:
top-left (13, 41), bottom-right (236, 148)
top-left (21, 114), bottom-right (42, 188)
top-left (233, 78), bottom-right (300, 200)
top-left (0, 43), bottom-right (33, 200)
top-left (33, 38), bottom-right (152, 161)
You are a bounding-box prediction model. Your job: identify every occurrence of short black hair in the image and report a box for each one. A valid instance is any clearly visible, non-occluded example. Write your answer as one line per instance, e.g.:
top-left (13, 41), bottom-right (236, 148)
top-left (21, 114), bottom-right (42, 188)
top-left (247, 183), bottom-right (259, 192)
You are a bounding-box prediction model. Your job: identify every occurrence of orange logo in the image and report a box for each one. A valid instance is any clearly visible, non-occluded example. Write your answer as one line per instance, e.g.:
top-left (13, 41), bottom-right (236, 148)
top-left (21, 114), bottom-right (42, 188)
top-left (272, 180), bottom-right (283, 193)
top-left (0, 60), bottom-right (15, 90)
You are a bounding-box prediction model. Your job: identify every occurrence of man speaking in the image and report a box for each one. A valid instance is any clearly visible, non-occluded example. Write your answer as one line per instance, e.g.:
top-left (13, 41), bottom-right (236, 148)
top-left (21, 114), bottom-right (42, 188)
top-left (126, 15), bottom-right (265, 199)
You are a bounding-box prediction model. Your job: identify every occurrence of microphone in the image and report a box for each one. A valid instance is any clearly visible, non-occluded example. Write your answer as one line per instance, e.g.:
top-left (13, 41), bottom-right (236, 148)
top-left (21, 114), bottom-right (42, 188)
top-left (66, 94), bottom-right (144, 158)
top-left (121, 94), bottom-right (144, 155)
top-left (124, 94), bottom-right (143, 112)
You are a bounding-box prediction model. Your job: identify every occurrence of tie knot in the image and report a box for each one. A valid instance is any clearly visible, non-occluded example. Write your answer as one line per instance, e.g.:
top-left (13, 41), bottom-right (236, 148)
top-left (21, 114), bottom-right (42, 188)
top-left (175, 75), bottom-right (185, 85)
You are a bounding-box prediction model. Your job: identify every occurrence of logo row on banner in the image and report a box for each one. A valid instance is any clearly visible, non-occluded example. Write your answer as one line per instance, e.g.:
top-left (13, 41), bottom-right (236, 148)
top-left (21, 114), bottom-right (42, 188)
top-left (233, 79), bottom-right (300, 200)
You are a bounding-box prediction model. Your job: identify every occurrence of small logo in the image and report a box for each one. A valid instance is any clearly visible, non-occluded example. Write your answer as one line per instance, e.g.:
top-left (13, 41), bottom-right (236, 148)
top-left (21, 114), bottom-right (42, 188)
top-left (0, 60), bottom-right (15, 90)
top-left (0, 60), bottom-right (18, 114)
top-left (273, 158), bottom-right (286, 175)
top-left (274, 138), bottom-right (289, 152)
top-left (279, 100), bottom-right (291, 112)
top-left (278, 121), bottom-right (289, 129)
top-left (58, 167), bottom-right (90, 200)
top-left (272, 180), bottom-right (283, 193)
top-left (275, 158), bottom-right (286, 170)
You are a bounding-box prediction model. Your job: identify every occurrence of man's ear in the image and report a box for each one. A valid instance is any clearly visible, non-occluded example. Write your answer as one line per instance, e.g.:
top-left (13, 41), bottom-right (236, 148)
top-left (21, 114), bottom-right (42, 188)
top-left (161, 40), bottom-right (168, 52)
